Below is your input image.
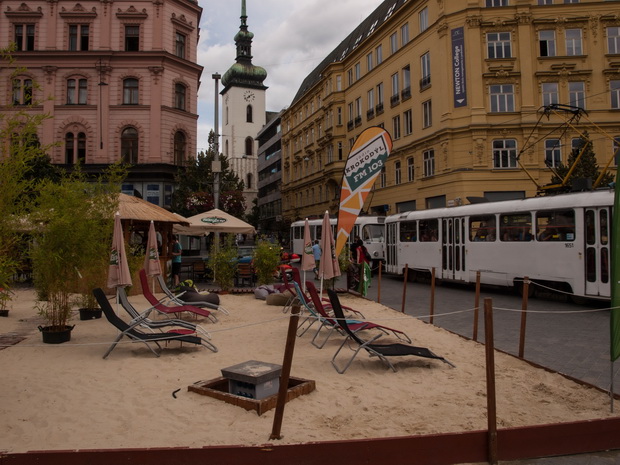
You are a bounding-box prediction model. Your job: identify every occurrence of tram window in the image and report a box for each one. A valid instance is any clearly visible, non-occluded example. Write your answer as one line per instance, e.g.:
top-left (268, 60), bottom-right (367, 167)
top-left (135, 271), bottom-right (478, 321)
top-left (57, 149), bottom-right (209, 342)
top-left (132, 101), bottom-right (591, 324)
top-left (536, 209), bottom-right (574, 241)
top-left (293, 226), bottom-right (302, 240)
top-left (419, 219), bottom-right (438, 242)
top-left (601, 247), bottom-right (609, 284)
top-left (500, 213), bottom-right (532, 241)
top-left (585, 210), bottom-right (595, 245)
top-left (363, 224), bottom-right (385, 242)
top-left (400, 221), bottom-right (417, 242)
top-left (600, 209), bottom-right (609, 245)
top-left (470, 215), bottom-right (495, 242)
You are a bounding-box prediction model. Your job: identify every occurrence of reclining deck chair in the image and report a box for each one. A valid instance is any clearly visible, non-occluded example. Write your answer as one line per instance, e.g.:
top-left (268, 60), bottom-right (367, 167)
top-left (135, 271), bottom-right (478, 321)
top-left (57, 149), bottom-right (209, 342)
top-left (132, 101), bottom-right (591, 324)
top-left (117, 286), bottom-right (216, 352)
top-left (93, 288), bottom-right (217, 358)
top-left (139, 270), bottom-right (217, 323)
top-left (305, 281), bottom-right (411, 348)
top-left (327, 289), bottom-right (454, 373)
top-left (155, 273), bottom-right (230, 315)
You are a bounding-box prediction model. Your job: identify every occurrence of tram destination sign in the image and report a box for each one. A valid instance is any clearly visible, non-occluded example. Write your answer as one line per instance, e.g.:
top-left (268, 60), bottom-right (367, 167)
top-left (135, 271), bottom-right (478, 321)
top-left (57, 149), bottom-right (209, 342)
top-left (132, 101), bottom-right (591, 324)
top-left (452, 27), bottom-right (467, 108)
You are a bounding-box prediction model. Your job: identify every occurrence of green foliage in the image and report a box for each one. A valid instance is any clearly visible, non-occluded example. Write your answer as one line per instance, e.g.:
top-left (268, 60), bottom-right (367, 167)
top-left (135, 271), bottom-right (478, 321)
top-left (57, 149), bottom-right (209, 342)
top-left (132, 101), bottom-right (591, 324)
top-left (207, 234), bottom-right (238, 291)
top-left (252, 238), bottom-right (282, 285)
top-left (549, 132), bottom-right (614, 192)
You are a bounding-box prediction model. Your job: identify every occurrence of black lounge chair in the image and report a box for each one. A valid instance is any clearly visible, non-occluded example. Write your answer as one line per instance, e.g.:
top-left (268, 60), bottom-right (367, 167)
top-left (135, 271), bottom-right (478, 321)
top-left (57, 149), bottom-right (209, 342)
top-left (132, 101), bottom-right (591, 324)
top-left (326, 289), bottom-right (454, 373)
top-left (93, 288), bottom-right (217, 359)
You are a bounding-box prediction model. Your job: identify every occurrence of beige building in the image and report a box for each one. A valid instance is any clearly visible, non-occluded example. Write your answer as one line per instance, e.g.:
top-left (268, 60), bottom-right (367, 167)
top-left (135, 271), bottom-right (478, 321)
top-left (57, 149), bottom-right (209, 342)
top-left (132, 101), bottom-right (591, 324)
top-left (281, 0), bottom-right (620, 222)
top-left (0, 0), bottom-right (203, 207)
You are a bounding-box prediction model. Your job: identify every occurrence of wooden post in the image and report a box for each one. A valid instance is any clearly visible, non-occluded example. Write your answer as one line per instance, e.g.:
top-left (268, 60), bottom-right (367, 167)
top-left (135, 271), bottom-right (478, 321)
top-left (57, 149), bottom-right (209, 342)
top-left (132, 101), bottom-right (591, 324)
top-left (484, 298), bottom-right (498, 465)
top-left (377, 261), bottom-right (382, 304)
top-left (401, 264), bottom-right (409, 313)
top-left (270, 303), bottom-right (301, 440)
top-left (473, 271), bottom-right (481, 342)
top-left (429, 267), bottom-right (436, 325)
top-left (518, 276), bottom-right (529, 359)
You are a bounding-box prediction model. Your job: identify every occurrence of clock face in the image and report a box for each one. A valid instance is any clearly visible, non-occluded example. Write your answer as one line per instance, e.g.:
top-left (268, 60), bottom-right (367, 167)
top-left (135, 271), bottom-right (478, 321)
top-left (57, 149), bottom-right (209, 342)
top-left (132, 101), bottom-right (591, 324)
top-left (243, 90), bottom-right (255, 102)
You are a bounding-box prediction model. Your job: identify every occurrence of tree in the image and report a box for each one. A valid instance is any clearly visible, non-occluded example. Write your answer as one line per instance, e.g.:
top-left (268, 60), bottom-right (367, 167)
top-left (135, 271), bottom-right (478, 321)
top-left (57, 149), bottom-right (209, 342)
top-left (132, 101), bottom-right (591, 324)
top-left (171, 130), bottom-right (247, 218)
top-left (548, 132), bottom-right (614, 193)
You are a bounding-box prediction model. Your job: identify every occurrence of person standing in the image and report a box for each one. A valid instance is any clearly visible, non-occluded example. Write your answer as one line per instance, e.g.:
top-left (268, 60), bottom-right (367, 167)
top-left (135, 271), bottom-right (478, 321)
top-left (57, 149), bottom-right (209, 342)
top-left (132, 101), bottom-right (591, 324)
top-left (171, 235), bottom-right (182, 286)
top-left (311, 240), bottom-right (321, 279)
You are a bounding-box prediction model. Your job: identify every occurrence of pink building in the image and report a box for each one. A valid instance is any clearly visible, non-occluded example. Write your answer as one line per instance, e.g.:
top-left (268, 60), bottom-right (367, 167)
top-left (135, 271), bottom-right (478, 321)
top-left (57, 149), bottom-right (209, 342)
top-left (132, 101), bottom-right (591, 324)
top-left (0, 0), bottom-right (203, 207)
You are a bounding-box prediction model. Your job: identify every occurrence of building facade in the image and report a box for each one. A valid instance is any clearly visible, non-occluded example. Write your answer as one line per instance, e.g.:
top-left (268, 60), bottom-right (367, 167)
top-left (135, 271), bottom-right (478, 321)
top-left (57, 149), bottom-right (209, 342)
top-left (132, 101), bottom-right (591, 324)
top-left (256, 110), bottom-right (283, 234)
top-left (220, 0), bottom-right (267, 213)
top-left (280, 0), bottom-right (620, 222)
top-left (0, 0), bottom-right (203, 207)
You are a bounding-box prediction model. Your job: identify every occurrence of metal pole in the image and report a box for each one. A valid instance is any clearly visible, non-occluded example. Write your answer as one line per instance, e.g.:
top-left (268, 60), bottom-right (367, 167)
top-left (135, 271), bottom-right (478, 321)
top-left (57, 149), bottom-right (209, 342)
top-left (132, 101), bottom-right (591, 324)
top-left (473, 270), bottom-right (481, 342)
top-left (429, 267), bottom-right (436, 325)
top-left (401, 264), bottom-right (409, 313)
top-left (519, 276), bottom-right (529, 359)
top-left (484, 298), bottom-right (498, 465)
top-left (212, 73), bottom-right (221, 210)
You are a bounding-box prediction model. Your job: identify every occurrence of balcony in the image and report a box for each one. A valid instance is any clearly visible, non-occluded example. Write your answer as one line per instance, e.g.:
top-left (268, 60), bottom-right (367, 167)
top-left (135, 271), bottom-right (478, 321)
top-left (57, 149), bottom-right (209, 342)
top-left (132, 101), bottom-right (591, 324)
top-left (390, 94), bottom-right (400, 107)
top-left (366, 109), bottom-right (375, 120)
top-left (354, 116), bottom-right (362, 127)
top-left (347, 120), bottom-right (354, 131)
top-left (375, 103), bottom-right (384, 115)
top-left (401, 87), bottom-right (411, 101)
top-left (420, 75), bottom-right (431, 90)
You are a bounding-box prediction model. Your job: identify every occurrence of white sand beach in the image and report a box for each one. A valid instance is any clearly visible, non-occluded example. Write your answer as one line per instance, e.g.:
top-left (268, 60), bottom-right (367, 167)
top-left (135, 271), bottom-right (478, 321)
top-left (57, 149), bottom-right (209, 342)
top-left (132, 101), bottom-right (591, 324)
top-left (0, 287), bottom-right (617, 454)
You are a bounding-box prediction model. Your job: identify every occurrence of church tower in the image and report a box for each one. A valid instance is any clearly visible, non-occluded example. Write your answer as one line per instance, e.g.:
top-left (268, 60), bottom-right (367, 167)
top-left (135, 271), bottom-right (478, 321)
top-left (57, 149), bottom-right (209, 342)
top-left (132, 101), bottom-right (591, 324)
top-left (221, 0), bottom-right (267, 213)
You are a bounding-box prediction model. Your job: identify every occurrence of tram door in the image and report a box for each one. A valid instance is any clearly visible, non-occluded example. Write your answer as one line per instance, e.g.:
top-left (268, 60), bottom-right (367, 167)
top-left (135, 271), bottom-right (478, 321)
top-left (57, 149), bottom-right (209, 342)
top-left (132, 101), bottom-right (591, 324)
top-left (584, 208), bottom-right (610, 297)
top-left (386, 222), bottom-right (398, 274)
top-left (442, 217), bottom-right (467, 281)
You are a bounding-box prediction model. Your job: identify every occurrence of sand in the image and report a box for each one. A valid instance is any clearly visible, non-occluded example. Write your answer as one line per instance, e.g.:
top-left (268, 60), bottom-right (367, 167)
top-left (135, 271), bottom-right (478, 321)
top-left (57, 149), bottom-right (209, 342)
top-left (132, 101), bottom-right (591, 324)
top-left (0, 287), bottom-right (617, 454)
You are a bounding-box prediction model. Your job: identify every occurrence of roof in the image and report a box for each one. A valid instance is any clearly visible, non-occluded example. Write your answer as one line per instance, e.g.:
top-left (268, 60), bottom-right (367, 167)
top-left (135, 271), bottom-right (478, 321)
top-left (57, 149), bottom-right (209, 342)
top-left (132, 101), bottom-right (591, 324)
top-left (291, 0), bottom-right (409, 105)
top-left (118, 194), bottom-right (188, 224)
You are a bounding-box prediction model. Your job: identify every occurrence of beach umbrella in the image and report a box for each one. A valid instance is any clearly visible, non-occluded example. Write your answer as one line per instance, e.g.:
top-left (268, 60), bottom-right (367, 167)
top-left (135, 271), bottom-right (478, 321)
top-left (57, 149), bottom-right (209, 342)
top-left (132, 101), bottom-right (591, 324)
top-left (143, 220), bottom-right (162, 292)
top-left (107, 212), bottom-right (132, 291)
top-left (301, 218), bottom-right (314, 290)
top-left (318, 211), bottom-right (341, 296)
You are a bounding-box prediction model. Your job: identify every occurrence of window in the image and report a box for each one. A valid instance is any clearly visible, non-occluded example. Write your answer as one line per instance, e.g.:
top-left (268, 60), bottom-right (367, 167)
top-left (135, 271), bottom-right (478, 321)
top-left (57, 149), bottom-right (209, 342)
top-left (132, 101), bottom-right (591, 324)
top-left (422, 100), bottom-right (432, 128)
top-left (493, 139), bottom-right (517, 168)
top-left (500, 213), bottom-right (533, 241)
top-left (12, 78), bottom-right (33, 105)
top-left (536, 209), bottom-right (575, 241)
top-left (420, 219), bottom-right (439, 242)
top-left (487, 32), bottom-right (511, 58)
top-left (123, 78), bottom-right (139, 104)
top-left (470, 215), bottom-right (496, 242)
top-left (174, 83), bottom-right (186, 110)
top-left (391, 73), bottom-right (400, 105)
top-left (338, 142), bottom-right (343, 160)
top-left (490, 84), bottom-right (515, 112)
top-left (337, 107), bottom-right (342, 125)
top-left (67, 78), bottom-right (87, 105)
top-left (367, 88), bottom-right (375, 117)
top-left (569, 81), bottom-right (586, 109)
top-left (390, 32), bottom-right (398, 54)
top-left (539, 30), bottom-right (556, 56)
top-left (121, 127), bottom-right (139, 164)
top-left (246, 104), bottom-right (253, 123)
top-left (125, 25), bottom-right (140, 51)
top-left (392, 115), bottom-right (401, 140)
top-left (14, 24), bottom-right (35, 51)
top-left (355, 97), bottom-right (362, 123)
top-left (486, 0), bottom-right (508, 5)
top-left (423, 149), bottom-right (435, 177)
top-left (401, 23), bottom-right (409, 46)
top-left (379, 166), bottom-right (386, 187)
top-left (611, 80), bottom-right (620, 109)
top-left (69, 25), bottom-right (89, 51)
top-left (420, 52), bottom-right (431, 89)
top-left (538, 0), bottom-right (553, 4)
top-left (367, 52), bottom-right (373, 72)
top-left (564, 0), bottom-right (579, 3)
top-left (402, 65), bottom-right (411, 99)
top-left (65, 132), bottom-right (86, 164)
top-left (347, 102), bottom-right (354, 126)
top-left (542, 82), bottom-right (559, 106)
top-left (419, 7), bottom-right (428, 33)
top-left (608, 27), bottom-right (620, 54)
top-left (545, 139), bottom-right (562, 168)
top-left (347, 69), bottom-right (353, 86)
top-left (175, 32), bottom-right (186, 59)
top-left (245, 137), bottom-right (253, 156)
top-left (376, 44), bottom-right (383, 65)
top-left (354, 62), bottom-right (361, 81)
top-left (565, 29), bottom-right (582, 56)
top-left (407, 157), bottom-right (415, 181)
top-left (246, 174), bottom-right (253, 190)
top-left (336, 75), bottom-right (342, 91)
top-left (376, 83), bottom-right (384, 111)
top-left (174, 131), bottom-right (186, 165)
top-left (394, 161), bottom-right (402, 185)
top-left (404, 109), bottom-right (413, 135)
top-left (400, 221), bottom-right (417, 242)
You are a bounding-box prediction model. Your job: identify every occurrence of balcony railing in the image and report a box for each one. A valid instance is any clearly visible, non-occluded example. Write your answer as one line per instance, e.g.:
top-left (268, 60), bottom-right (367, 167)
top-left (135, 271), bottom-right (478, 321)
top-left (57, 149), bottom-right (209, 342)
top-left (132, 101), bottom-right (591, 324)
top-left (420, 75), bottom-right (431, 90)
top-left (347, 120), bottom-right (354, 131)
top-left (354, 116), bottom-right (362, 127)
top-left (366, 109), bottom-right (375, 120)
top-left (390, 94), bottom-right (400, 107)
top-left (401, 87), bottom-right (411, 101)
top-left (375, 103), bottom-right (384, 115)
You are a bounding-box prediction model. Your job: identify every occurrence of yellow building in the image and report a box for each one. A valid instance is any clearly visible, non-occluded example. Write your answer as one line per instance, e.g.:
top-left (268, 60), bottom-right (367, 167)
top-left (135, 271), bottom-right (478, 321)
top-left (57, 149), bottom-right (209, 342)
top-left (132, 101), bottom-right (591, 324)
top-left (281, 0), bottom-right (620, 222)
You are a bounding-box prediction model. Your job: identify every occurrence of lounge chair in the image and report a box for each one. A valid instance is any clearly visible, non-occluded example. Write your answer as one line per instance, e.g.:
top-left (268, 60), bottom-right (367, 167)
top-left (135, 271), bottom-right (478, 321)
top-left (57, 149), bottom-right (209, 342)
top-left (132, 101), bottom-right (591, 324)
top-left (327, 289), bottom-right (454, 373)
top-left (305, 281), bottom-right (411, 348)
top-left (139, 269), bottom-right (217, 323)
top-left (116, 286), bottom-right (216, 352)
top-left (155, 274), bottom-right (230, 315)
top-left (93, 288), bottom-right (217, 358)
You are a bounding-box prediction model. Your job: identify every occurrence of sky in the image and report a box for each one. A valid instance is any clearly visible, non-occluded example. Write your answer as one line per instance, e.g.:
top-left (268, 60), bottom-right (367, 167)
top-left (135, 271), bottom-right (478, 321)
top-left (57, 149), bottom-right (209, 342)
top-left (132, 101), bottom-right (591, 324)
top-left (194, 0), bottom-right (381, 152)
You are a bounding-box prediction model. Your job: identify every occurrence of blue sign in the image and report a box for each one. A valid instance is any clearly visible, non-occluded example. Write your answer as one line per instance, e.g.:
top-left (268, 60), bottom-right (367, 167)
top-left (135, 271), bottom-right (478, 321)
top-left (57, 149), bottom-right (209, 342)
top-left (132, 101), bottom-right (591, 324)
top-left (452, 27), bottom-right (467, 108)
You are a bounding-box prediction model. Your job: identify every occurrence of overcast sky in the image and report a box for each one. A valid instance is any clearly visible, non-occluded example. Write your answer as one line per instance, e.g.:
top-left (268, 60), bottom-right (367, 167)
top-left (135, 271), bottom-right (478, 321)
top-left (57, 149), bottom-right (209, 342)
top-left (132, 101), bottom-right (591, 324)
top-left (195, 0), bottom-right (381, 152)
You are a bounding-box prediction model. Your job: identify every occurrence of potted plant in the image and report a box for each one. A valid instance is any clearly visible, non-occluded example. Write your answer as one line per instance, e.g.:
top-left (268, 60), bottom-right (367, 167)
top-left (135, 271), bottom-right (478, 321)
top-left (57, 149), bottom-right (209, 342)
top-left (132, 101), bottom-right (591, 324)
top-left (252, 238), bottom-right (282, 286)
top-left (207, 234), bottom-right (237, 293)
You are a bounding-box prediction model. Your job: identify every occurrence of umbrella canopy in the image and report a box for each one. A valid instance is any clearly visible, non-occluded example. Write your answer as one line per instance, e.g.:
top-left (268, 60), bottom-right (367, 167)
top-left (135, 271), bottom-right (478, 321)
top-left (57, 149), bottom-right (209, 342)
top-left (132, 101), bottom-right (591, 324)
top-left (143, 220), bottom-right (162, 277)
top-left (107, 212), bottom-right (132, 288)
top-left (173, 208), bottom-right (256, 235)
top-left (118, 194), bottom-right (188, 224)
top-left (301, 218), bottom-right (314, 272)
top-left (318, 211), bottom-right (341, 285)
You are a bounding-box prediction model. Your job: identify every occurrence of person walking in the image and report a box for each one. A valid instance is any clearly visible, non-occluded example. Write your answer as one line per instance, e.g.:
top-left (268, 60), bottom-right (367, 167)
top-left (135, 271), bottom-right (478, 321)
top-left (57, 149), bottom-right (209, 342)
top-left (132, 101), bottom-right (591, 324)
top-left (171, 235), bottom-right (183, 286)
top-left (311, 240), bottom-right (321, 279)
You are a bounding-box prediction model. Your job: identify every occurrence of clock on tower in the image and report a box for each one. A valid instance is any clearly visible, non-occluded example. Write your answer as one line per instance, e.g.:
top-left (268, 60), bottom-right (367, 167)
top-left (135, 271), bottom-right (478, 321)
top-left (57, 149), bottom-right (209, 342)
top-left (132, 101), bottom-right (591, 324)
top-left (243, 90), bottom-right (255, 102)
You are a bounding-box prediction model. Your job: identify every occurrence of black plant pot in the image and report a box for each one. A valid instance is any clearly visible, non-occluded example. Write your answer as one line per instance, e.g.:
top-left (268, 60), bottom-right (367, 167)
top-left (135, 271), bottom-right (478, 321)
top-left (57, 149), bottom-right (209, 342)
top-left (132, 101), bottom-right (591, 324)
top-left (38, 325), bottom-right (75, 344)
top-left (79, 308), bottom-right (102, 320)
top-left (0, 309), bottom-right (8, 317)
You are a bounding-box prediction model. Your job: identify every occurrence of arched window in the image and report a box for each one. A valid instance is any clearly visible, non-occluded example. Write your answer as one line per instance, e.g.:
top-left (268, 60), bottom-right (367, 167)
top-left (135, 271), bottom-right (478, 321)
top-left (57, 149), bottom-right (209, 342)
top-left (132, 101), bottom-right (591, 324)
top-left (246, 105), bottom-right (253, 123)
top-left (245, 137), bottom-right (253, 156)
top-left (174, 131), bottom-right (186, 165)
top-left (174, 83), bottom-right (186, 110)
top-left (65, 132), bottom-right (86, 164)
top-left (225, 139), bottom-right (229, 157)
top-left (246, 173), bottom-right (253, 189)
top-left (121, 127), bottom-right (138, 163)
top-left (123, 78), bottom-right (139, 104)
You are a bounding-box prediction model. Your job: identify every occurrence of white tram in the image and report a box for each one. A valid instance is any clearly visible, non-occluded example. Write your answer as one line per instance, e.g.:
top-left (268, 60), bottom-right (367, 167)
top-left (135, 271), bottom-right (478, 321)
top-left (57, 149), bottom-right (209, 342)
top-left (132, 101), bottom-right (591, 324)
top-left (385, 190), bottom-right (613, 299)
top-left (290, 216), bottom-right (386, 266)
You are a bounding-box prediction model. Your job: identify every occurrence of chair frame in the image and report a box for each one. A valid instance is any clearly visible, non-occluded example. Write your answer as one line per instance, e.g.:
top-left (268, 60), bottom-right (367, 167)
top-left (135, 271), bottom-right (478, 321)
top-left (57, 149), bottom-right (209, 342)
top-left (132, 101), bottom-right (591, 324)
top-left (156, 275), bottom-right (229, 315)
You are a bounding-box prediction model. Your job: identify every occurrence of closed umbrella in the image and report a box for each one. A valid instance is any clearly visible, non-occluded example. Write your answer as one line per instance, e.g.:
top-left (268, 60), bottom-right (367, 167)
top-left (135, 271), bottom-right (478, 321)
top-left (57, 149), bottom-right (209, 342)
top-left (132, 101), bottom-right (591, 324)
top-left (143, 220), bottom-right (162, 292)
top-left (318, 211), bottom-right (340, 296)
top-left (107, 212), bottom-right (132, 292)
top-left (301, 218), bottom-right (314, 290)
